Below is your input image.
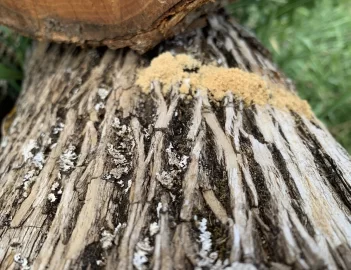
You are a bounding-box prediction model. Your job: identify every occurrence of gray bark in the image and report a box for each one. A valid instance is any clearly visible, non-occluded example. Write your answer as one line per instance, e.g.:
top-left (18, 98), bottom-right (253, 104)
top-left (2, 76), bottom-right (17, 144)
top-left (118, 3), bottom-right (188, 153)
top-left (0, 13), bottom-right (350, 270)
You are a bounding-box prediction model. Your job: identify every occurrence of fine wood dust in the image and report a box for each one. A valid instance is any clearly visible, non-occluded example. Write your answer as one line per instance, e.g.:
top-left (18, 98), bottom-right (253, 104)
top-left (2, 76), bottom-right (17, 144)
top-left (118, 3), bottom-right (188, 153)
top-left (136, 52), bottom-right (312, 117)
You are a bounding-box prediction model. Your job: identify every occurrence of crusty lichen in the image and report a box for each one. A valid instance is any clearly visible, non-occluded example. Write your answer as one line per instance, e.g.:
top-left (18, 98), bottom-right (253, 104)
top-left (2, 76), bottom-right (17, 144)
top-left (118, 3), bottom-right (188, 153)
top-left (136, 52), bottom-right (312, 117)
top-left (59, 144), bottom-right (77, 172)
top-left (194, 217), bottom-right (229, 269)
top-left (133, 237), bottom-right (153, 270)
top-left (14, 253), bottom-right (30, 269)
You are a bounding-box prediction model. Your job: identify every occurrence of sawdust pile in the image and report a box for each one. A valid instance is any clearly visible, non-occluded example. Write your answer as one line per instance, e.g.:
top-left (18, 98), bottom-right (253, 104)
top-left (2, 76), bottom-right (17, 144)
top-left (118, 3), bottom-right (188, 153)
top-left (136, 52), bottom-right (312, 117)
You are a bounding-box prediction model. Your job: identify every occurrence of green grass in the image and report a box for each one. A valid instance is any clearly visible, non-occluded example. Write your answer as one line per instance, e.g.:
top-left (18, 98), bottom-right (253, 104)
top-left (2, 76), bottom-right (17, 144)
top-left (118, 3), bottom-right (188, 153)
top-left (0, 26), bottom-right (30, 100)
top-left (229, 0), bottom-right (351, 153)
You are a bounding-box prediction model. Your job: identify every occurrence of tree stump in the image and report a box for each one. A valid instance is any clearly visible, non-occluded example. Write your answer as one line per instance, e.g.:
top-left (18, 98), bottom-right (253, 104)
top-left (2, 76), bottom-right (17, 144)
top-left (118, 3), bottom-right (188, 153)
top-left (0, 0), bottom-right (215, 52)
top-left (0, 13), bottom-right (350, 270)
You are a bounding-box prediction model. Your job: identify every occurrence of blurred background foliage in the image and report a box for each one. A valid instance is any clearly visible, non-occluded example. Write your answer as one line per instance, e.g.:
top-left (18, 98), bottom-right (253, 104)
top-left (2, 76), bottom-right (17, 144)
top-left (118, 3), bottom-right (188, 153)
top-left (0, 0), bottom-right (350, 152)
top-left (228, 0), bottom-right (351, 152)
top-left (0, 26), bottom-right (31, 130)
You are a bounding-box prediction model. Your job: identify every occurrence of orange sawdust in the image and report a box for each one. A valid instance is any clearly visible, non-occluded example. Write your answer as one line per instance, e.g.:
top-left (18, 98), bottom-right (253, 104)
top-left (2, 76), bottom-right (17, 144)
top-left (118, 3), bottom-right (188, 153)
top-left (136, 52), bottom-right (312, 117)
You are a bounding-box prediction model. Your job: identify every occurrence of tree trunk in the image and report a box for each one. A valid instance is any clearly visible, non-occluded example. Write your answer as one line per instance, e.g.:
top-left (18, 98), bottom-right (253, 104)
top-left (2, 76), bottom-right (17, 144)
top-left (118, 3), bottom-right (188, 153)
top-left (0, 13), bottom-right (351, 270)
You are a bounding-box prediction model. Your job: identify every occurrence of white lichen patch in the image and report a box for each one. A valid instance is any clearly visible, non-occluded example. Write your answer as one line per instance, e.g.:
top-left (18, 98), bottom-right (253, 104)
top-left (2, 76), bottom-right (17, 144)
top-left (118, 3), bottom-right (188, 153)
top-left (133, 238), bottom-right (153, 270)
top-left (157, 144), bottom-right (188, 192)
top-left (100, 230), bottom-right (115, 249)
top-left (23, 170), bottom-right (35, 182)
top-left (115, 222), bottom-right (126, 234)
top-left (22, 170), bottom-right (36, 198)
top-left (102, 174), bottom-right (112, 181)
top-left (32, 151), bottom-right (45, 169)
top-left (116, 180), bottom-right (123, 186)
top-left (107, 143), bottom-right (131, 181)
top-left (21, 139), bottom-right (46, 170)
top-left (156, 171), bottom-right (177, 189)
top-left (51, 182), bottom-right (60, 191)
top-left (22, 140), bottom-right (38, 162)
top-left (94, 102), bottom-right (105, 112)
top-left (47, 193), bottom-right (57, 202)
top-left (179, 155), bottom-right (189, 168)
top-left (194, 218), bottom-right (230, 270)
top-left (166, 143), bottom-right (188, 169)
top-left (198, 218), bottom-right (212, 254)
top-left (52, 122), bottom-right (64, 135)
top-left (107, 144), bottom-right (126, 164)
top-left (110, 167), bottom-right (128, 180)
top-left (96, 260), bottom-right (104, 266)
top-left (14, 253), bottom-right (30, 270)
top-left (59, 144), bottom-right (77, 172)
top-left (48, 181), bottom-right (62, 200)
top-left (116, 119), bottom-right (134, 142)
top-left (117, 125), bottom-right (128, 137)
top-left (97, 87), bottom-right (110, 100)
top-left (149, 222), bottom-right (160, 236)
top-left (112, 118), bottom-right (131, 137)
top-left (166, 143), bottom-right (178, 166)
top-left (106, 118), bottom-right (134, 182)
top-left (22, 183), bottom-right (31, 198)
top-left (112, 117), bottom-right (121, 129)
top-left (100, 223), bottom-right (126, 250)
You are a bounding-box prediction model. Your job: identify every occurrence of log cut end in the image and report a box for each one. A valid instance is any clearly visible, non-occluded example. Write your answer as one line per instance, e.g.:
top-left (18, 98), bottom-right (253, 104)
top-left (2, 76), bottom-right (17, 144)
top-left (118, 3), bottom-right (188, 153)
top-left (0, 0), bottom-right (215, 53)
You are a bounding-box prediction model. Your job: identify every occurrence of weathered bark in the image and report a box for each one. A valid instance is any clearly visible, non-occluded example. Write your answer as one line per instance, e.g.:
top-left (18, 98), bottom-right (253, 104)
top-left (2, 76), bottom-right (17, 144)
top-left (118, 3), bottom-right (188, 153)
top-left (0, 13), bottom-right (351, 270)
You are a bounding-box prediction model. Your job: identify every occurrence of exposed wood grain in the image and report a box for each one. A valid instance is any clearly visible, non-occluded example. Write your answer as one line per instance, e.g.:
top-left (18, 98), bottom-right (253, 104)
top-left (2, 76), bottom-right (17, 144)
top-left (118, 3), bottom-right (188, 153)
top-left (0, 13), bottom-right (350, 270)
top-left (0, 0), bottom-right (215, 52)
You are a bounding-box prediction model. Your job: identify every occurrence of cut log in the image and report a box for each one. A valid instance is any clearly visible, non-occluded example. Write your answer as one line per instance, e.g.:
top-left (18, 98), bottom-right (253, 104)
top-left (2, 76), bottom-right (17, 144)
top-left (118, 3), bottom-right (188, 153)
top-left (0, 13), bottom-right (351, 270)
top-left (0, 0), bottom-right (216, 52)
